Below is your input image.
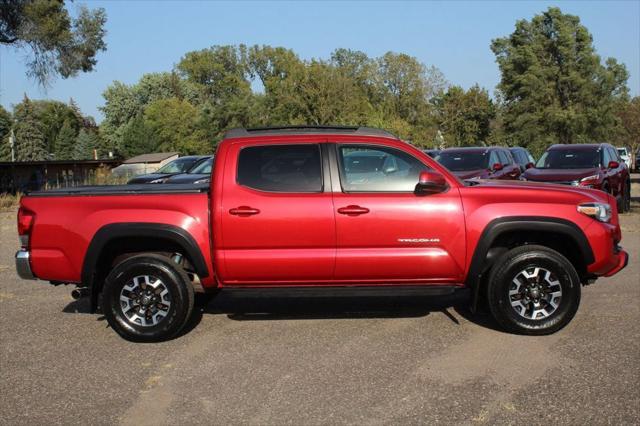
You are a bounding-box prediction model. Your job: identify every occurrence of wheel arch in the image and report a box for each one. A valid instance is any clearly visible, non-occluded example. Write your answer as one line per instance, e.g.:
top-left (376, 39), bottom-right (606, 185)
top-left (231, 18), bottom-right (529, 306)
top-left (467, 216), bottom-right (594, 312)
top-left (82, 223), bottom-right (209, 313)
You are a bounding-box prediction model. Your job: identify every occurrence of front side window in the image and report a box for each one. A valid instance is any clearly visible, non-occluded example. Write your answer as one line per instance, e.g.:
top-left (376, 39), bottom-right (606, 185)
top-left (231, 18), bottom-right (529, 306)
top-left (338, 145), bottom-right (427, 192)
top-left (156, 158), bottom-right (200, 174)
top-left (488, 151), bottom-right (500, 167)
top-left (498, 150), bottom-right (511, 165)
top-left (189, 157), bottom-right (213, 174)
top-left (237, 145), bottom-right (322, 192)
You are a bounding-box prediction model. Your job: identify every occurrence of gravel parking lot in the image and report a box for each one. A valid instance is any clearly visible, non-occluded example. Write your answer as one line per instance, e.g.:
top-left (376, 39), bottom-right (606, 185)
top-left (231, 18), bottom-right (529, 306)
top-left (1, 180), bottom-right (639, 425)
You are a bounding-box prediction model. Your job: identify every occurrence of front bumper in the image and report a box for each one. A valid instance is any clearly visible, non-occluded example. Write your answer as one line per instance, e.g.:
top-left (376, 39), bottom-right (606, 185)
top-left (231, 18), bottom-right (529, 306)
top-left (15, 250), bottom-right (36, 280)
top-left (603, 249), bottom-right (629, 277)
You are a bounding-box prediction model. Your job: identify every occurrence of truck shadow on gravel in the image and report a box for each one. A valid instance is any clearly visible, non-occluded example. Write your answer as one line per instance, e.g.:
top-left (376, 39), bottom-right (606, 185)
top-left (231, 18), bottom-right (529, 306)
top-left (63, 291), bottom-right (503, 339)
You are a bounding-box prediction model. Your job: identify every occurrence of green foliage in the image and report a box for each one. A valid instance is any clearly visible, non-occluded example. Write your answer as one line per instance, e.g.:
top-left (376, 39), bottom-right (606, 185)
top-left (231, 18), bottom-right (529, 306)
top-left (615, 96), bottom-right (640, 154)
top-left (98, 45), bottom-right (451, 156)
top-left (54, 119), bottom-right (77, 160)
top-left (119, 115), bottom-right (157, 159)
top-left (0, 106), bottom-right (12, 161)
top-left (74, 128), bottom-right (99, 160)
top-left (144, 98), bottom-right (209, 154)
top-left (0, 0), bottom-right (107, 86)
top-left (13, 97), bottom-right (47, 161)
top-left (491, 7), bottom-right (629, 156)
top-left (433, 85), bottom-right (496, 147)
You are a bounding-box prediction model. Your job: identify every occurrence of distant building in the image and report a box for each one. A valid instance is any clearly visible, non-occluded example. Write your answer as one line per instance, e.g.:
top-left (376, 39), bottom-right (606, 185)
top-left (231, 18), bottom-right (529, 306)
top-left (0, 159), bottom-right (122, 194)
top-left (110, 152), bottom-right (179, 178)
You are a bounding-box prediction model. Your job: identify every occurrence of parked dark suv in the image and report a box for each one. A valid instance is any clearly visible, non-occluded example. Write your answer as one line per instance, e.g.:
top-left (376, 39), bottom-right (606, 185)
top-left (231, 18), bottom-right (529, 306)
top-left (522, 143), bottom-right (630, 212)
top-left (436, 147), bottom-right (521, 180)
top-left (509, 147), bottom-right (536, 172)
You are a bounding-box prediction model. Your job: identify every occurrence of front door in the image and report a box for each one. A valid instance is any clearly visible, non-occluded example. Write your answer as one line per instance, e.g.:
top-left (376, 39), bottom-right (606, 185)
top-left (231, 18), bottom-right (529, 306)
top-left (331, 143), bottom-right (466, 284)
top-left (219, 142), bottom-right (335, 284)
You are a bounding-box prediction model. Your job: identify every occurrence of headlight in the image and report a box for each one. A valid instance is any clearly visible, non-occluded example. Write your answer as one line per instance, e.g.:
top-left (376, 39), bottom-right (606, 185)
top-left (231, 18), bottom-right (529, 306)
top-left (193, 178), bottom-right (210, 184)
top-left (149, 178), bottom-right (167, 183)
top-left (577, 203), bottom-right (611, 222)
top-left (578, 175), bottom-right (599, 185)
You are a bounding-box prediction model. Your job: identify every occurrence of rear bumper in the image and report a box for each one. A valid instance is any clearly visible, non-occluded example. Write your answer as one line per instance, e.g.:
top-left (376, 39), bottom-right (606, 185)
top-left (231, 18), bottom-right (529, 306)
top-left (603, 249), bottom-right (629, 277)
top-left (15, 250), bottom-right (36, 280)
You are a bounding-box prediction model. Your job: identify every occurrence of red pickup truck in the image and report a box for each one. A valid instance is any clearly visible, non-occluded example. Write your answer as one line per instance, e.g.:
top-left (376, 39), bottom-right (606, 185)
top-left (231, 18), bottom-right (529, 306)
top-left (15, 126), bottom-right (628, 342)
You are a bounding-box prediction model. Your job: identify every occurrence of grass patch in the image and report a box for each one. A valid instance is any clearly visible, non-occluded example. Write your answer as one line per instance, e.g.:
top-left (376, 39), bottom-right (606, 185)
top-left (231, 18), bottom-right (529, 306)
top-left (0, 192), bottom-right (21, 211)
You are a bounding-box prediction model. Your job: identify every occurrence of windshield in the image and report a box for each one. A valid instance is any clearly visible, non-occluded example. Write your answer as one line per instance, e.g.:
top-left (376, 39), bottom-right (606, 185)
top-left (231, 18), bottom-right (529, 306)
top-left (617, 148), bottom-right (627, 156)
top-left (436, 151), bottom-right (488, 171)
top-left (189, 157), bottom-right (213, 174)
top-left (536, 150), bottom-right (600, 169)
top-left (156, 158), bottom-right (200, 174)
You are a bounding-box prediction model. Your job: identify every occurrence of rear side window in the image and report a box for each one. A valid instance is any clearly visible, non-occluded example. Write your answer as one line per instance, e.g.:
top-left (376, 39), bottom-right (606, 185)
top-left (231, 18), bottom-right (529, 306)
top-left (237, 145), bottom-right (322, 192)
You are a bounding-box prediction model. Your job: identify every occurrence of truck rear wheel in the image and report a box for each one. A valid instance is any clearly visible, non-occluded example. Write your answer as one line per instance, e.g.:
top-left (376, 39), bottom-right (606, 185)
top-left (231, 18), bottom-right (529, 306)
top-left (486, 245), bottom-right (580, 335)
top-left (102, 254), bottom-right (194, 342)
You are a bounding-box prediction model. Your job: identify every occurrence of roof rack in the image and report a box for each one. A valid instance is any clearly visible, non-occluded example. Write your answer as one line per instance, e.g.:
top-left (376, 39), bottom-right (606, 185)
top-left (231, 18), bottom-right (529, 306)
top-left (224, 125), bottom-right (398, 139)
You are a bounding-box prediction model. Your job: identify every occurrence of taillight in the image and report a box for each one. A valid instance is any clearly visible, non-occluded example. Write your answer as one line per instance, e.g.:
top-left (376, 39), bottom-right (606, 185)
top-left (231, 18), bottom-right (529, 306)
top-left (17, 207), bottom-right (35, 248)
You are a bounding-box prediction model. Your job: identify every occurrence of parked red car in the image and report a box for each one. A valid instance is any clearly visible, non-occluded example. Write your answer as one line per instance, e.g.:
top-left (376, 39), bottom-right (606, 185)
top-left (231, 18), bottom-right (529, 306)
top-left (522, 143), bottom-right (631, 212)
top-left (436, 147), bottom-right (521, 180)
top-left (16, 127), bottom-right (628, 341)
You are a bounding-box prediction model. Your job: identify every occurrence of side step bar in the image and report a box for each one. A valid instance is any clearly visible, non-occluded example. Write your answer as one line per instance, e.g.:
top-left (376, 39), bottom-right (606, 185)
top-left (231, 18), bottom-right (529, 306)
top-left (219, 285), bottom-right (468, 298)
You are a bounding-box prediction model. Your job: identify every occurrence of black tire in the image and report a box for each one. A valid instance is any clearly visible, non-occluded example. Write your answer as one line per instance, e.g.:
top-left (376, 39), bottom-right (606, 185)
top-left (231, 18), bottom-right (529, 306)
top-left (602, 181), bottom-right (610, 195)
top-left (102, 254), bottom-right (194, 342)
top-left (623, 181), bottom-right (631, 213)
top-left (486, 245), bottom-right (580, 335)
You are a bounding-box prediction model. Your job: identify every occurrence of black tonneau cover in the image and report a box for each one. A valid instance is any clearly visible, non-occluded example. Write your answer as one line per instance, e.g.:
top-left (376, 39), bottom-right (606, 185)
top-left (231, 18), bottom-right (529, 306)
top-left (26, 183), bottom-right (210, 197)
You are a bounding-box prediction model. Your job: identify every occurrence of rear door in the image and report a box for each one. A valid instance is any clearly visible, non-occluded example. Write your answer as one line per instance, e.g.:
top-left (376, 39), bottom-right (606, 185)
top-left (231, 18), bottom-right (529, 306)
top-left (330, 143), bottom-right (466, 283)
top-left (219, 141), bottom-right (335, 283)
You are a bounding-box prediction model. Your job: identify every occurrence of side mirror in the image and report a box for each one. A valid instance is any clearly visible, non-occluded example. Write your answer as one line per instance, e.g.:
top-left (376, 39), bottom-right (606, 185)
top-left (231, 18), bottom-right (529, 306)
top-left (492, 163), bottom-right (503, 171)
top-left (415, 171), bottom-right (447, 195)
top-left (525, 162), bottom-right (534, 169)
top-left (608, 160), bottom-right (619, 169)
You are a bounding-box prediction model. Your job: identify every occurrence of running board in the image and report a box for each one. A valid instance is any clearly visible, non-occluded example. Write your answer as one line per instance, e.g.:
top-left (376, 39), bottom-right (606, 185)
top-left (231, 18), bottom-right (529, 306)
top-left (219, 285), bottom-right (468, 298)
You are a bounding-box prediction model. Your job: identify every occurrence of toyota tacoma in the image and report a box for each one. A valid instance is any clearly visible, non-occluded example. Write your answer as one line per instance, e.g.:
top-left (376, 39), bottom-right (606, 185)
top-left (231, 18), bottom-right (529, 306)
top-left (15, 126), bottom-right (629, 341)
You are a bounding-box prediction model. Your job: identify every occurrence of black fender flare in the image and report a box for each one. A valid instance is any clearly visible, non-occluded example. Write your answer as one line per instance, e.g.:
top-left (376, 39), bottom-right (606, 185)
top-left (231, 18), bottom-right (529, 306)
top-left (467, 216), bottom-right (594, 311)
top-left (82, 223), bottom-right (209, 312)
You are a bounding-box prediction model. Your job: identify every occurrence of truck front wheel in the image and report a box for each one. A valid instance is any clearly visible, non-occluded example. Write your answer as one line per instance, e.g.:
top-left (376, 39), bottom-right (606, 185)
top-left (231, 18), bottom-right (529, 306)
top-left (102, 254), bottom-right (194, 342)
top-left (486, 245), bottom-right (581, 335)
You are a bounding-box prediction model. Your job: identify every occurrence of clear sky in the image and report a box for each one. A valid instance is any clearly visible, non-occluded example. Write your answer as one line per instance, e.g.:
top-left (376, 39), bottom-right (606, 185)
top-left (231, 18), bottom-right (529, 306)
top-left (1, 0), bottom-right (639, 122)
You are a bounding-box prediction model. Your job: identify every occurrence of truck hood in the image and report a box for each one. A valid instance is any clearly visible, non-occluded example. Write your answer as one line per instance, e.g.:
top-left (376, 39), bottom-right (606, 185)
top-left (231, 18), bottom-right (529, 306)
top-left (467, 178), bottom-right (610, 203)
top-left (522, 167), bottom-right (600, 183)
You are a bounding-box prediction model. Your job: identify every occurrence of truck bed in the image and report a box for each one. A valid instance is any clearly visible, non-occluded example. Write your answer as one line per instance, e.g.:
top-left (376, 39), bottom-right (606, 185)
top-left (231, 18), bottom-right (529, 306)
top-left (26, 183), bottom-right (210, 197)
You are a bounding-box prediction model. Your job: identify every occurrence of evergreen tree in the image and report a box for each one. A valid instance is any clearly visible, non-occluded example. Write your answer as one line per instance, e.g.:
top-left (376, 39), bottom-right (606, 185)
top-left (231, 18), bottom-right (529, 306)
top-left (13, 97), bottom-right (47, 161)
top-left (54, 119), bottom-right (77, 160)
top-left (0, 105), bottom-right (12, 161)
top-left (74, 128), bottom-right (98, 160)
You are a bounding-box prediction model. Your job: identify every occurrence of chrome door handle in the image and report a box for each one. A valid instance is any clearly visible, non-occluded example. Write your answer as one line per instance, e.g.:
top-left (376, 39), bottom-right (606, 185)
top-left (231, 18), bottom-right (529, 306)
top-left (229, 206), bottom-right (260, 216)
top-left (337, 205), bottom-right (370, 216)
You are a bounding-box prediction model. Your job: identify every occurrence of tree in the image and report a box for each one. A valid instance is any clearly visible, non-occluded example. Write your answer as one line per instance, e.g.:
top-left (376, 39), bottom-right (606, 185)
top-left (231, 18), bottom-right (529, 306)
top-left (177, 45), bottom-right (251, 103)
top-left (1, 0), bottom-right (107, 86)
top-left (491, 7), bottom-right (629, 156)
top-left (0, 106), bottom-right (12, 160)
top-left (13, 96), bottom-right (47, 161)
top-left (615, 96), bottom-right (640, 157)
top-left (74, 128), bottom-right (99, 160)
top-left (434, 85), bottom-right (496, 147)
top-left (53, 119), bottom-right (76, 160)
top-left (144, 98), bottom-right (209, 154)
top-left (119, 114), bottom-right (157, 159)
